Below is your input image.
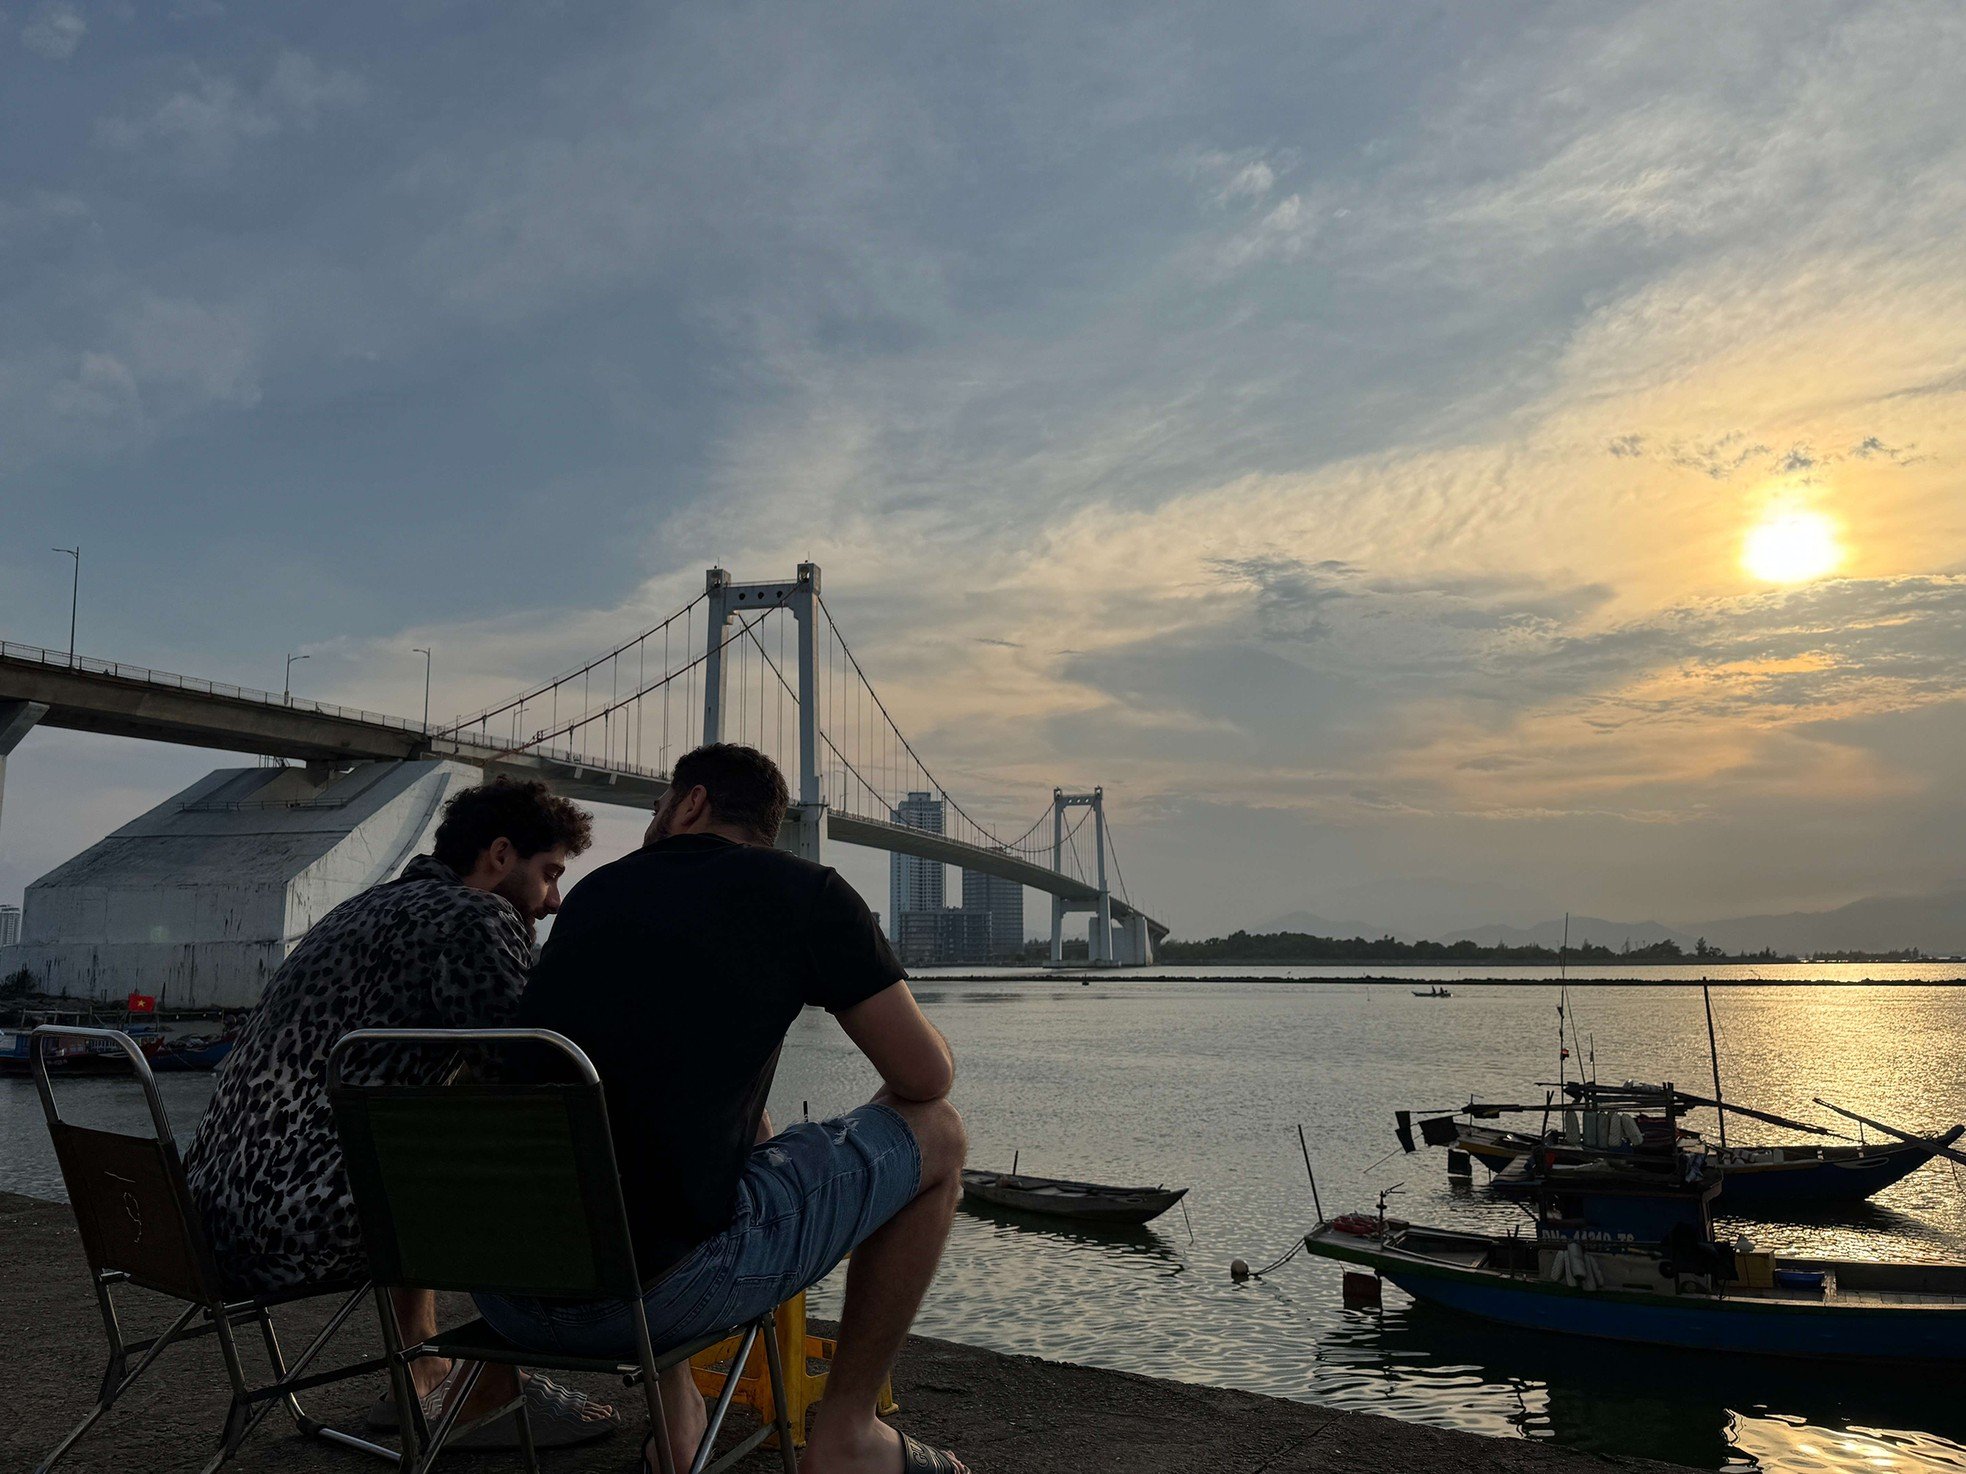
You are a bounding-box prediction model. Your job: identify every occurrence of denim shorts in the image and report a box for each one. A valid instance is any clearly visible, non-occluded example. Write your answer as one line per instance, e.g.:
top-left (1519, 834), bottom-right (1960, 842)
top-left (474, 1102), bottom-right (921, 1357)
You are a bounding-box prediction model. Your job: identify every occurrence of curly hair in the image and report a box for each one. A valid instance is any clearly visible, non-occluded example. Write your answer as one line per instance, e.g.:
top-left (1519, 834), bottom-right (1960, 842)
top-left (432, 777), bottom-right (593, 874)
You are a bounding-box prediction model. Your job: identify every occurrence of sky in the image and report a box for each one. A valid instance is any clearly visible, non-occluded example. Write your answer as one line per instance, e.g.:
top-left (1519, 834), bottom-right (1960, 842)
top-left (3, 3), bottom-right (1965, 939)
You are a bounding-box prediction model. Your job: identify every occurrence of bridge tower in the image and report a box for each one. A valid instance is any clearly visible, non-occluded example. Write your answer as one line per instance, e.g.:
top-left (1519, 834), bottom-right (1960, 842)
top-left (700, 563), bottom-right (826, 863)
top-left (1050, 786), bottom-right (1118, 966)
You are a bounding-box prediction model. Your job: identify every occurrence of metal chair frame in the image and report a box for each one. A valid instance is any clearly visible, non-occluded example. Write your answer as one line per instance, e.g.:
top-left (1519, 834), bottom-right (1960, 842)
top-left (327, 1027), bottom-right (800, 1474)
top-left (29, 1025), bottom-right (411, 1474)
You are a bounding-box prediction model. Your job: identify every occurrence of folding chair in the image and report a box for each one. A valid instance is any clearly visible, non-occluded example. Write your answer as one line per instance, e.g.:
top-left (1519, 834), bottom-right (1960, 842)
top-left (326, 1027), bottom-right (800, 1474)
top-left (29, 1025), bottom-right (409, 1474)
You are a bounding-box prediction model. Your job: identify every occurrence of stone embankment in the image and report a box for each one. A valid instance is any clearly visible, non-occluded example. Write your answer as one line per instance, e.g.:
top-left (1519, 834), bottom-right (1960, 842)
top-left (1, 1193), bottom-right (1689, 1473)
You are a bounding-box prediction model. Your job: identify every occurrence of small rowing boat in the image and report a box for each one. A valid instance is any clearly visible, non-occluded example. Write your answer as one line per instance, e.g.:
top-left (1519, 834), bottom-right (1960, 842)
top-left (960, 1169), bottom-right (1187, 1226)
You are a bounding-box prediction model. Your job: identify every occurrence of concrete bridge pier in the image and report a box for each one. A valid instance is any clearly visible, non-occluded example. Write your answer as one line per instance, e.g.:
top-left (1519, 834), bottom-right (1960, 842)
top-left (0, 699), bottom-right (48, 847)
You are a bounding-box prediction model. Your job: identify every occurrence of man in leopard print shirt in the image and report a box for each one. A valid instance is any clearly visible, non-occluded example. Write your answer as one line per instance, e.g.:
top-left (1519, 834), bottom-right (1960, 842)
top-left (184, 776), bottom-right (593, 1419)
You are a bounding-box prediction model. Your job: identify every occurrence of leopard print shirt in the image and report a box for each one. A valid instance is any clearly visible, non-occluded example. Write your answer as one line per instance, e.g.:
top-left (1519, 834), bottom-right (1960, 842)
top-left (183, 854), bottom-right (532, 1295)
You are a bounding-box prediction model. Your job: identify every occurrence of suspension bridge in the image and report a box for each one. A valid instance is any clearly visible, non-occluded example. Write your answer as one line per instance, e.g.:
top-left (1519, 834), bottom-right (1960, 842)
top-left (0, 564), bottom-right (1164, 977)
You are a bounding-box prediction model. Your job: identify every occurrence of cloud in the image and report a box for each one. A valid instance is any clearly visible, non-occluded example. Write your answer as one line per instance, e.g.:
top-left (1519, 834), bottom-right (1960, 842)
top-left (1667, 432), bottom-right (1770, 481)
top-left (1851, 434), bottom-right (1921, 464)
top-left (97, 52), bottom-right (366, 176)
top-left (20, 1), bottom-right (84, 59)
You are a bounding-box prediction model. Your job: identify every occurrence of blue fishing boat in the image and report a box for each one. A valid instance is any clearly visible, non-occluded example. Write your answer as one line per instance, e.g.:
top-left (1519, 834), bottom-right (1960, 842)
top-left (1305, 1216), bottom-right (1966, 1361)
top-left (149, 1034), bottom-right (236, 1072)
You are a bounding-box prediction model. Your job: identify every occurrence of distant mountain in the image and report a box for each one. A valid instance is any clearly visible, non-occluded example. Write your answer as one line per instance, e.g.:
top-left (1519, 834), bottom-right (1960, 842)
top-left (1251, 886), bottom-right (1966, 959)
top-left (1691, 886), bottom-right (1966, 957)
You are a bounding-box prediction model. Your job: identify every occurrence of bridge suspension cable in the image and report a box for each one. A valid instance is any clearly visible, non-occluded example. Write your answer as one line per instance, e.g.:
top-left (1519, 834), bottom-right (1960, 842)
top-left (445, 570), bottom-right (1125, 895)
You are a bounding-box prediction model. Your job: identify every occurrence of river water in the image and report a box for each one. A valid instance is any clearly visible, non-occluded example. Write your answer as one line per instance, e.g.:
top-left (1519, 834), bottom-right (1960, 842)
top-left (8, 973), bottom-right (1966, 1474)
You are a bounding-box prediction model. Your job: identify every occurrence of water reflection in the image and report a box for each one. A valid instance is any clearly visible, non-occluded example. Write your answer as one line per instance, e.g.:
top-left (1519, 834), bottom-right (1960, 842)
top-left (1319, 1300), bottom-right (1966, 1472)
top-left (957, 1196), bottom-right (1189, 1270)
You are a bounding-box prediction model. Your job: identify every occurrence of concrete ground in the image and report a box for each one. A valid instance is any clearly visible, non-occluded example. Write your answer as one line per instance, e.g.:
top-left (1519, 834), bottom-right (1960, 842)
top-left (1, 1193), bottom-right (1689, 1474)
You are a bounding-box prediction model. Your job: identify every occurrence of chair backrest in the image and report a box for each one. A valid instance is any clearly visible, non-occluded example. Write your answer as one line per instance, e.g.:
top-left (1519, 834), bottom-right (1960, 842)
top-left (327, 1028), bottom-right (644, 1300)
top-left (32, 1027), bottom-right (220, 1303)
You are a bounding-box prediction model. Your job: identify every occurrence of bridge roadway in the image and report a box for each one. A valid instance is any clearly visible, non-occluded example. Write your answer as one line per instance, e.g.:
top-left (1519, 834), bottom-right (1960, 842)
top-left (0, 642), bottom-right (1167, 941)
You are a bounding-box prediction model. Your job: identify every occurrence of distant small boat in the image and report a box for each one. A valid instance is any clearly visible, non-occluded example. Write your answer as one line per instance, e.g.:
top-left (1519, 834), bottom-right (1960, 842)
top-left (1412, 985), bottom-right (1453, 998)
top-left (961, 1168), bottom-right (1187, 1226)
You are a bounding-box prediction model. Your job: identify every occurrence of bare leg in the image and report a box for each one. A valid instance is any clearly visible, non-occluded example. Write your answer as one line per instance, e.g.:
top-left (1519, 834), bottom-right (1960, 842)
top-left (390, 1288), bottom-right (451, 1398)
top-left (640, 1363), bottom-right (708, 1471)
top-left (802, 1094), bottom-right (967, 1474)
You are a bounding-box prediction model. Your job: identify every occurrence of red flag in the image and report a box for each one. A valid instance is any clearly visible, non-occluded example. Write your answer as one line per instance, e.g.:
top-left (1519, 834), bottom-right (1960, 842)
top-left (126, 992), bottom-right (157, 1014)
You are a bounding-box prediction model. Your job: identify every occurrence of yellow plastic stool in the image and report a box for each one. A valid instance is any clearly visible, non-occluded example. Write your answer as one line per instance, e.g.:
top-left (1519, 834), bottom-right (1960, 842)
top-left (689, 1291), bottom-right (897, 1447)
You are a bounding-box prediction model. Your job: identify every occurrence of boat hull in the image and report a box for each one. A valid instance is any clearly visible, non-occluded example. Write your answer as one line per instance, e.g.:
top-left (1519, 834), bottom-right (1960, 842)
top-left (960, 1171), bottom-right (1187, 1226)
top-left (1456, 1125), bottom-right (1962, 1207)
top-left (1308, 1227), bottom-right (1966, 1361)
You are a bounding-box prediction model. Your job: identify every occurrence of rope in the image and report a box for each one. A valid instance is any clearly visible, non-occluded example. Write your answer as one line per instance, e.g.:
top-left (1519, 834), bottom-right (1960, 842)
top-left (1246, 1237), bottom-right (1308, 1279)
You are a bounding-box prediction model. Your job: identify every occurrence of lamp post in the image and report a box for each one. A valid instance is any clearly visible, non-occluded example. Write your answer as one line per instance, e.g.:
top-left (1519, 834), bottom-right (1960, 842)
top-left (51, 546), bottom-right (79, 665)
top-left (412, 647), bottom-right (432, 730)
top-left (284, 652), bottom-right (310, 704)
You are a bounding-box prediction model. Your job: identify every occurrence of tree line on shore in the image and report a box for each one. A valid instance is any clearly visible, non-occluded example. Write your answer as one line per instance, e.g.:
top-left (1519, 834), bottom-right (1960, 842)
top-left (1152, 931), bottom-right (1798, 964)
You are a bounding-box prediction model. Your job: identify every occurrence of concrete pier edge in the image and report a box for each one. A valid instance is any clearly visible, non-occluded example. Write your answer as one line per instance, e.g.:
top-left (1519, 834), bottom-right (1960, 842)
top-left (1, 1191), bottom-right (1690, 1474)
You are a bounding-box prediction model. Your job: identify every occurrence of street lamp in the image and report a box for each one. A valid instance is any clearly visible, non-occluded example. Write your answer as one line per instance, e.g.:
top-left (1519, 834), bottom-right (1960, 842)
top-left (284, 652), bottom-right (310, 703)
top-left (51, 546), bottom-right (79, 665)
top-left (412, 647), bottom-right (432, 729)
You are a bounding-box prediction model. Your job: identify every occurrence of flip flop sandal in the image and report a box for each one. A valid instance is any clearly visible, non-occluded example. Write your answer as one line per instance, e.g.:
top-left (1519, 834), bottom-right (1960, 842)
top-left (447, 1372), bottom-right (623, 1450)
top-left (901, 1431), bottom-right (969, 1473)
top-left (363, 1366), bottom-right (456, 1430)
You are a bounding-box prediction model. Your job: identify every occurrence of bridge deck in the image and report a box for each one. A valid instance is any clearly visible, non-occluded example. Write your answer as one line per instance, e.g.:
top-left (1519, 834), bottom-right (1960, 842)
top-left (0, 643), bottom-right (1166, 937)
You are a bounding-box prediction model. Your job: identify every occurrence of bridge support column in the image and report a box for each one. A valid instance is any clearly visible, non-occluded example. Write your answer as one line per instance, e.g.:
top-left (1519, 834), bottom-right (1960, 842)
top-left (701, 567), bottom-right (732, 745)
top-left (1091, 786), bottom-right (1113, 966)
top-left (0, 700), bottom-right (48, 849)
top-left (1049, 788), bottom-right (1066, 965)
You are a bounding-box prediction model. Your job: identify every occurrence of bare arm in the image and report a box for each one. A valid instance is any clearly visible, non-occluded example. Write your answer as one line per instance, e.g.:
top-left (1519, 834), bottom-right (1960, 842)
top-left (756, 1107), bottom-right (774, 1145)
top-left (835, 981), bottom-right (955, 1103)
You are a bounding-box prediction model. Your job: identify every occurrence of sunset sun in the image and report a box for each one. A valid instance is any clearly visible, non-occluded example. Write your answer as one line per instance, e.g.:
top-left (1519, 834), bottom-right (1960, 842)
top-left (1742, 509), bottom-right (1842, 583)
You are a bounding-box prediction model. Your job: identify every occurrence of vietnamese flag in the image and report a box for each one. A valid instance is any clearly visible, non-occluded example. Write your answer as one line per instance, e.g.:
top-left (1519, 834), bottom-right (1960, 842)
top-left (126, 992), bottom-right (157, 1014)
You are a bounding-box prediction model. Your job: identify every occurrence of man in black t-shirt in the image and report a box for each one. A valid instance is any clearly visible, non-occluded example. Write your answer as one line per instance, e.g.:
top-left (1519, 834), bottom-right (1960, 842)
top-left (486, 744), bottom-right (969, 1474)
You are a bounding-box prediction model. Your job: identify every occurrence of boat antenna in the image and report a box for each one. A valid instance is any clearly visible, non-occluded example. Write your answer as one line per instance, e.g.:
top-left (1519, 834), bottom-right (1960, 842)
top-left (1702, 979), bottom-right (1727, 1150)
top-left (1557, 913), bottom-right (1571, 1096)
top-left (1297, 1123), bottom-right (1326, 1224)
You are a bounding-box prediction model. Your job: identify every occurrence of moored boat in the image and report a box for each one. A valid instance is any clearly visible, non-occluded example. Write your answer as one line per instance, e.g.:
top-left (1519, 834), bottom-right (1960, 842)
top-left (960, 1168), bottom-right (1187, 1226)
top-left (1447, 1118), bottom-right (1964, 1207)
top-left (1304, 1214), bottom-right (1966, 1361)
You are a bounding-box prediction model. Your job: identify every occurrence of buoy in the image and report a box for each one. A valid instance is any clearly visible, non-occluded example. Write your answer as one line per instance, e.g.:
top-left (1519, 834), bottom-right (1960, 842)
top-left (1230, 1258), bottom-right (1250, 1281)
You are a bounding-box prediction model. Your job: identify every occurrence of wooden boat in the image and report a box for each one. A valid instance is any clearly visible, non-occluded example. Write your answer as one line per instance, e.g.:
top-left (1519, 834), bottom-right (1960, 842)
top-left (1411, 984), bottom-right (1452, 998)
top-left (149, 1035), bottom-right (236, 1072)
top-left (960, 1168), bottom-right (1187, 1226)
top-left (1449, 1118), bottom-right (1963, 1208)
top-left (0, 1011), bottom-right (165, 1077)
top-left (1305, 1214), bottom-right (1966, 1361)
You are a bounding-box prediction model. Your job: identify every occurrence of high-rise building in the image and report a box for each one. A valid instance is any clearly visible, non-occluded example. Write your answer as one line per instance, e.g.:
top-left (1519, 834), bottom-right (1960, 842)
top-left (961, 868), bottom-right (1024, 958)
top-left (0, 904), bottom-right (19, 949)
top-left (896, 908), bottom-right (992, 968)
top-left (888, 791), bottom-right (945, 922)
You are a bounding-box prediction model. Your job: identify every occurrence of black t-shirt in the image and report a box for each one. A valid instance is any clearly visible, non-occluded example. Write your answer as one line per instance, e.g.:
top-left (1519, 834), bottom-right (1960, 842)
top-left (518, 833), bottom-right (905, 1278)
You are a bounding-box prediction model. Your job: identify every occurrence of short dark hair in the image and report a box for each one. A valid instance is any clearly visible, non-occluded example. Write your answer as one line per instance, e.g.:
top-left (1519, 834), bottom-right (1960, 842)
top-left (432, 777), bottom-right (593, 874)
top-left (670, 743), bottom-right (789, 842)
